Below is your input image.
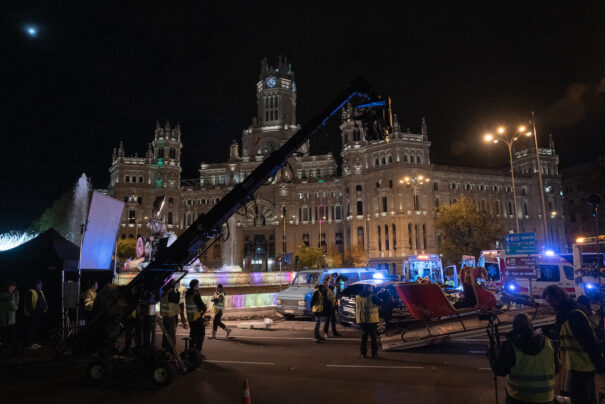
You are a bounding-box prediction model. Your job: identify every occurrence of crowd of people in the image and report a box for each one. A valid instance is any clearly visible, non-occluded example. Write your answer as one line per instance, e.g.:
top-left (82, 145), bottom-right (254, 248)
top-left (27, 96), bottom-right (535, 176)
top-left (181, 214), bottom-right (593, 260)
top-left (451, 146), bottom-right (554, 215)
top-left (0, 279), bottom-right (48, 354)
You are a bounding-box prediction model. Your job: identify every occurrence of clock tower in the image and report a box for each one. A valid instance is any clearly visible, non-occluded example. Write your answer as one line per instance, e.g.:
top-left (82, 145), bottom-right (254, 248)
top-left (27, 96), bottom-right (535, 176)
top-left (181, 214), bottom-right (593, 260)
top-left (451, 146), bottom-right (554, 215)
top-left (242, 56), bottom-right (303, 157)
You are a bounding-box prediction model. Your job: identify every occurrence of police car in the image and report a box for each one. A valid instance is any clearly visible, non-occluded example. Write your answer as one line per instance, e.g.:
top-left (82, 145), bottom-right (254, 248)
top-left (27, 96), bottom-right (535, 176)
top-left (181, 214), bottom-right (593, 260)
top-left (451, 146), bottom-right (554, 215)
top-left (336, 279), bottom-right (413, 334)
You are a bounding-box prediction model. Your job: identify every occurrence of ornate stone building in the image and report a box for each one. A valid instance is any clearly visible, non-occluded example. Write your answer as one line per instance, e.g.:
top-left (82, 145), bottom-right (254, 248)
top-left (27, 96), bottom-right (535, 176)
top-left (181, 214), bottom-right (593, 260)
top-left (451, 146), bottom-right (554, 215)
top-left (108, 58), bottom-right (566, 274)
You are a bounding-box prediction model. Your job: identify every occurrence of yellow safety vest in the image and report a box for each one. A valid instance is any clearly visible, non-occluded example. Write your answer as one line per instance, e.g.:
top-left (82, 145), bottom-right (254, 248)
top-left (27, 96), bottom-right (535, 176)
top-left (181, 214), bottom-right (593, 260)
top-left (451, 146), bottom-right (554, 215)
top-left (24, 289), bottom-right (47, 317)
top-left (83, 288), bottom-right (97, 311)
top-left (355, 295), bottom-right (379, 324)
top-left (505, 338), bottom-right (556, 403)
top-left (560, 309), bottom-right (597, 372)
top-left (311, 290), bottom-right (323, 313)
top-left (213, 291), bottom-right (225, 313)
top-left (185, 291), bottom-right (202, 322)
top-left (160, 293), bottom-right (179, 317)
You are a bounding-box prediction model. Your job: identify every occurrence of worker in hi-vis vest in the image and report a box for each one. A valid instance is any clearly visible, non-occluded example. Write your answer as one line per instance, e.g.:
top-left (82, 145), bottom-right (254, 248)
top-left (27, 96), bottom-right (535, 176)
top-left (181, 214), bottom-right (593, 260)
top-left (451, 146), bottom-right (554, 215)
top-left (490, 313), bottom-right (560, 404)
top-left (24, 279), bottom-right (47, 350)
top-left (542, 285), bottom-right (603, 404)
top-left (355, 284), bottom-right (381, 358)
top-left (209, 284), bottom-right (231, 339)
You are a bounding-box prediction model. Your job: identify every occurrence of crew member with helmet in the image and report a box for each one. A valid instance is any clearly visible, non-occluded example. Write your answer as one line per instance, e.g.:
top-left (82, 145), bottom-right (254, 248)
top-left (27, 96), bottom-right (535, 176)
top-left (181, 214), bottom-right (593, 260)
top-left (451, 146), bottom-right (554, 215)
top-left (310, 284), bottom-right (325, 342)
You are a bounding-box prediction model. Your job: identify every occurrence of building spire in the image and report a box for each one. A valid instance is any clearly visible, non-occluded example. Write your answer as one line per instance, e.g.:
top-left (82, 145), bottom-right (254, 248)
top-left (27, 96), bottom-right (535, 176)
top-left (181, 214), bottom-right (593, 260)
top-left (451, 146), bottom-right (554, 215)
top-left (392, 113), bottom-right (400, 133)
top-left (421, 117), bottom-right (428, 139)
top-left (118, 141), bottom-right (125, 157)
top-left (548, 134), bottom-right (555, 152)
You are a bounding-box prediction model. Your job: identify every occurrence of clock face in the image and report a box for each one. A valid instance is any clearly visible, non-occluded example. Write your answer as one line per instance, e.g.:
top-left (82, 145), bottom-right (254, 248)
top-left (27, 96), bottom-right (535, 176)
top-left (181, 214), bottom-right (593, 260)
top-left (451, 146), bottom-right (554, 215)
top-left (266, 77), bottom-right (276, 88)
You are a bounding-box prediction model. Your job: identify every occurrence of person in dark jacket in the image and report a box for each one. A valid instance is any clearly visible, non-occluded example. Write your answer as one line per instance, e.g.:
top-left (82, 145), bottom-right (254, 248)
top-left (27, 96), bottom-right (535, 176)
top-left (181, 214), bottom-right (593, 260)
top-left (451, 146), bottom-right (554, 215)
top-left (489, 313), bottom-right (560, 404)
top-left (542, 285), bottom-right (602, 404)
top-left (185, 279), bottom-right (207, 355)
top-left (0, 281), bottom-right (20, 353)
top-left (24, 279), bottom-right (47, 350)
top-left (323, 277), bottom-right (341, 337)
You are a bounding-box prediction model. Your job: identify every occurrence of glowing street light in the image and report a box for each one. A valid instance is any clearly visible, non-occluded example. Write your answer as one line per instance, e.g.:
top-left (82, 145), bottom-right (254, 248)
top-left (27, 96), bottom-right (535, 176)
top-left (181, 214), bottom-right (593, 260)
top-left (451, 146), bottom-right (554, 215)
top-left (400, 175), bottom-right (430, 211)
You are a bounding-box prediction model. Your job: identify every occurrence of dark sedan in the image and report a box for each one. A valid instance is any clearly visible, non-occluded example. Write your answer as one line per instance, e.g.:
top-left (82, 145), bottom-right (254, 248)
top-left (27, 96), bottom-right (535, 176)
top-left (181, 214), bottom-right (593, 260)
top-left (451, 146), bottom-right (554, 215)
top-left (336, 280), bottom-right (413, 334)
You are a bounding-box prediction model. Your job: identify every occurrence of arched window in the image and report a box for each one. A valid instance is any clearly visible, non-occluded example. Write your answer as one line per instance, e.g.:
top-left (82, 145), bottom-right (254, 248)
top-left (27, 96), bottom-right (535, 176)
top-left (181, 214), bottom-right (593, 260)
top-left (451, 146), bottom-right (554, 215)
top-left (353, 129), bottom-right (361, 141)
top-left (139, 176), bottom-right (144, 183)
top-left (125, 176), bottom-right (130, 183)
top-left (384, 224), bottom-right (389, 251)
top-left (169, 148), bottom-right (176, 159)
top-left (377, 226), bottom-right (382, 251)
top-left (356, 200), bottom-right (363, 216)
top-left (357, 226), bottom-right (364, 247)
top-left (422, 224), bottom-right (427, 250)
top-left (392, 224), bottom-right (397, 249)
top-left (158, 148), bottom-right (164, 158)
top-left (408, 223), bottom-right (413, 249)
top-left (167, 211), bottom-right (173, 225)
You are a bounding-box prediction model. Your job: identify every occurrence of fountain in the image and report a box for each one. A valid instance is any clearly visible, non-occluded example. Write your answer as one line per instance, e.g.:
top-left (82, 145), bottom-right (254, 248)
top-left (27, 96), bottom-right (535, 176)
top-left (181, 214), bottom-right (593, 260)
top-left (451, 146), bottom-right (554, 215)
top-left (68, 173), bottom-right (90, 244)
top-left (220, 215), bottom-right (242, 272)
top-left (0, 232), bottom-right (38, 251)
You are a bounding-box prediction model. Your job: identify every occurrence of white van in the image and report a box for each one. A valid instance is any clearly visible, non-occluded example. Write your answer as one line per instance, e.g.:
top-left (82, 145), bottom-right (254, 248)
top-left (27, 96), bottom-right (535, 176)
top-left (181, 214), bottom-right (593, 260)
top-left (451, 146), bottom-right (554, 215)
top-left (501, 253), bottom-right (576, 302)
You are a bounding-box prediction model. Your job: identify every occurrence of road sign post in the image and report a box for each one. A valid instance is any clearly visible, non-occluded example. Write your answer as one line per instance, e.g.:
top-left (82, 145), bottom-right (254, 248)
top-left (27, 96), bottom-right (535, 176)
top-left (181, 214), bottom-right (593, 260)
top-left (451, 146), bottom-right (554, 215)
top-left (504, 232), bottom-right (537, 255)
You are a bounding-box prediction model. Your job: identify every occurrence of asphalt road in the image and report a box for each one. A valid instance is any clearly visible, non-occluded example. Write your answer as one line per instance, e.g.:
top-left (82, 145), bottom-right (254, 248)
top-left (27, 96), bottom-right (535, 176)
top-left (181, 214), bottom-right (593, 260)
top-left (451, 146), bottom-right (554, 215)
top-left (1, 324), bottom-right (509, 404)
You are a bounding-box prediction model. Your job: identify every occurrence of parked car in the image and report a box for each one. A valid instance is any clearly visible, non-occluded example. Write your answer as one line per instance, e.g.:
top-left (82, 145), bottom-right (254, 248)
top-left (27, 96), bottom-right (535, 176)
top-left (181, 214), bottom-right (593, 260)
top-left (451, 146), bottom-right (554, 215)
top-left (276, 268), bottom-right (387, 317)
top-left (336, 279), bottom-right (413, 334)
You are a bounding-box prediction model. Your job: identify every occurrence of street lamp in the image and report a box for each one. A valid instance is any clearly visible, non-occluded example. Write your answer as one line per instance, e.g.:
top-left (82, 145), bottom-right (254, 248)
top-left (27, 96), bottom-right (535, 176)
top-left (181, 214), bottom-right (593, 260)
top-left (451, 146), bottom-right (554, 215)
top-left (400, 175), bottom-right (430, 211)
top-left (530, 112), bottom-right (550, 248)
top-left (483, 126), bottom-right (531, 233)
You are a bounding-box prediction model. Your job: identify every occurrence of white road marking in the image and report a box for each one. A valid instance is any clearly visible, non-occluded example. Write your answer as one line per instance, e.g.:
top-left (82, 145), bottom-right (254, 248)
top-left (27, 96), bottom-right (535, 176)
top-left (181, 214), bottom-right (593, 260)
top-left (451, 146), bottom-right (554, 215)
top-left (225, 335), bottom-right (354, 341)
top-left (205, 360), bottom-right (275, 366)
top-left (326, 364), bottom-right (424, 369)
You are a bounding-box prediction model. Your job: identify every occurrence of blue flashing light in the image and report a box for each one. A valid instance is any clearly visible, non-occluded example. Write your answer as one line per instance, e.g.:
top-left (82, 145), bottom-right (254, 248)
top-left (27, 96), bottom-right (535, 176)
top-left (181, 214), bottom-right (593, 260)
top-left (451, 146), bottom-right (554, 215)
top-left (355, 100), bottom-right (386, 109)
top-left (25, 26), bottom-right (38, 37)
top-left (545, 250), bottom-right (555, 256)
top-left (585, 283), bottom-right (596, 291)
top-left (373, 272), bottom-right (385, 280)
top-left (507, 283), bottom-right (517, 292)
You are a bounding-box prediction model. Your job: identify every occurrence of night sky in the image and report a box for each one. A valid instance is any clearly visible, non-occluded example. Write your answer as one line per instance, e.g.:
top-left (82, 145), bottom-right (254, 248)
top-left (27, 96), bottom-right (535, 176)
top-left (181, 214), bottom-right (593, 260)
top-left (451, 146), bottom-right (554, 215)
top-left (2, 1), bottom-right (605, 232)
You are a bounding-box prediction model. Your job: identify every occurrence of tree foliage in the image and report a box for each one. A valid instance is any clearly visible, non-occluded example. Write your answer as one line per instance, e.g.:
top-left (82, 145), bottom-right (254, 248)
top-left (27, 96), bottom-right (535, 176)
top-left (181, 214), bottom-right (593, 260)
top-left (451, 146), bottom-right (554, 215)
top-left (436, 196), bottom-right (506, 265)
top-left (117, 238), bottom-right (137, 259)
top-left (295, 243), bottom-right (324, 269)
top-left (343, 245), bottom-right (368, 268)
top-left (325, 246), bottom-right (343, 268)
top-left (30, 191), bottom-right (73, 236)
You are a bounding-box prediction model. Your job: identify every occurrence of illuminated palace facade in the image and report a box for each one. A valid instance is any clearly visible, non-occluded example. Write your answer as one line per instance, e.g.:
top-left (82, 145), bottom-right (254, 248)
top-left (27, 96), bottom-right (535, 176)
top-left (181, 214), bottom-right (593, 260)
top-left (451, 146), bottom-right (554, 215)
top-left (108, 58), bottom-right (566, 274)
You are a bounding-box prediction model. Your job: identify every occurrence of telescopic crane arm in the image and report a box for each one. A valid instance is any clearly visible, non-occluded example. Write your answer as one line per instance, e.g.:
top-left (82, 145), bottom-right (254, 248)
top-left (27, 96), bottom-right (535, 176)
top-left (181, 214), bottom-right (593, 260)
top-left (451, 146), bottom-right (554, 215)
top-left (151, 77), bottom-right (378, 268)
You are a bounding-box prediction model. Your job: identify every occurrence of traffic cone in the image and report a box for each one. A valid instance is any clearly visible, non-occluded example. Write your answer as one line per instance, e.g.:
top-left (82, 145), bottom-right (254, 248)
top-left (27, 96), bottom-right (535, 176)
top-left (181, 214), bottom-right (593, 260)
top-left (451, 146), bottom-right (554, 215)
top-left (241, 379), bottom-right (251, 404)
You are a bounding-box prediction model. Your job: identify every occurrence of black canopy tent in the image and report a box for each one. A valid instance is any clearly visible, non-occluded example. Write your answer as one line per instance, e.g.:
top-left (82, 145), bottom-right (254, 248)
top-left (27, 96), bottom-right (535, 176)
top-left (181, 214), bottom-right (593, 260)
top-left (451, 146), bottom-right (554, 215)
top-left (0, 228), bottom-right (113, 334)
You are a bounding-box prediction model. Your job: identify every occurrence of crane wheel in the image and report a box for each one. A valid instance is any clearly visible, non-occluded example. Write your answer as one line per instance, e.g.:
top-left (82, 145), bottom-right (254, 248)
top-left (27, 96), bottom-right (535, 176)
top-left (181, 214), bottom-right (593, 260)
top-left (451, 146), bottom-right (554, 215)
top-left (149, 360), bottom-right (177, 387)
top-left (181, 348), bottom-right (203, 371)
top-left (86, 359), bottom-right (113, 382)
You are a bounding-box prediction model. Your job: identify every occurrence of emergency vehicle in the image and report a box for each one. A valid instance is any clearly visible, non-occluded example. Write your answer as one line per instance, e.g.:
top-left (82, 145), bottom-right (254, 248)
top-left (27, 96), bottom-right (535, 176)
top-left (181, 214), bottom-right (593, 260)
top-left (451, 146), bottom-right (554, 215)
top-left (402, 254), bottom-right (444, 284)
top-left (569, 235), bottom-right (605, 299)
top-left (477, 250), bottom-right (575, 302)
